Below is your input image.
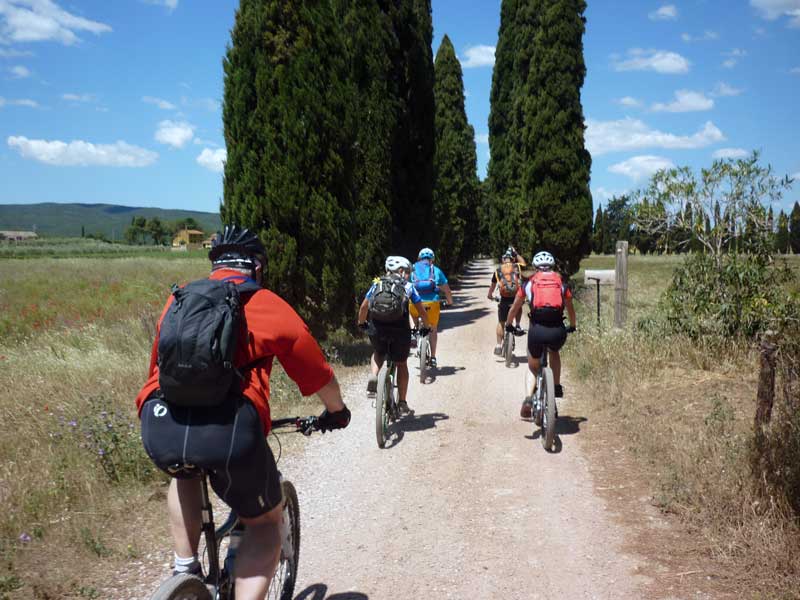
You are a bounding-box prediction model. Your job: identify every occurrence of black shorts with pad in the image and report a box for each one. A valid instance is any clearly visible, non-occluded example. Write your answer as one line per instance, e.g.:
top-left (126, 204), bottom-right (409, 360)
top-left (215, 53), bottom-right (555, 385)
top-left (368, 323), bottom-right (412, 362)
top-left (497, 297), bottom-right (514, 322)
top-left (140, 393), bottom-right (282, 518)
top-left (527, 322), bottom-right (567, 358)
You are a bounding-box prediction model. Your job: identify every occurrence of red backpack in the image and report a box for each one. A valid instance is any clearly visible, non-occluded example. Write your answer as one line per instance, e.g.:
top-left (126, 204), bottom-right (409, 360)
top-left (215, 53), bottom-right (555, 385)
top-left (530, 271), bottom-right (565, 324)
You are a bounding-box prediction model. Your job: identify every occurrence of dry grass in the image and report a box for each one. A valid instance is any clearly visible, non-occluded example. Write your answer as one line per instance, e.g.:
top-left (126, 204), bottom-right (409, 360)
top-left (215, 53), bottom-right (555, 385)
top-left (565, 253), bottom-right (800, 598)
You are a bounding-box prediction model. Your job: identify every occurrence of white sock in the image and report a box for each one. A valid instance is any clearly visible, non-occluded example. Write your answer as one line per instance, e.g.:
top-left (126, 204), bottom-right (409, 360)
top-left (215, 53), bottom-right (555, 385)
top-left (173, 553), bottom-right (200, 573)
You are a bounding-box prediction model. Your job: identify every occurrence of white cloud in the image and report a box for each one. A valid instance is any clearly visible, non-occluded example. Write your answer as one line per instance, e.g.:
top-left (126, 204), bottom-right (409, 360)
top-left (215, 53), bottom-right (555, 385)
top-left (713, 147), bottom-right (749, 159)
top-left (0, 47), bottom-right (32, 57)
top-left (618, 96), bottom-right (643, 108)
top-left (475, 133), bottom-right (489, 144)
top-left (0, 95), bottom-right (38, 107)
top-left (62, 92), bottom-right (94, 102)
top-left (610, 155), bottom-right (675, 181)
top-left (649, 4), bottom-right (678, 20)
top-left (196, 148), bottom-right (226, 173)
top-left (585, 118), bottom-right (725, 156)
top-left (722, 59), bottom-right (737, 68)
top-left (592, 187), bottom-right (629, 202)
top-left (0, 0), bottom-right (111, 45)
top-left (460, 45), bottom-right (495, 68)
top-left (613, 48), bottom-right (690, 74)
top-left (791, 171), bottom-right (800, 180)
top-left (142, 0), bottom-right (179, 10)
top-left (10, 64), bottom-right (29, 77)
top-left (750, 0), bottom-right (800, 27)
top-left (651, 89), bottom-right (714, 112)
top-left (711, 82), bottom-right (743, 96)
top-left (143, 95), bottom-right (176, 110)
top-left (722, 48), bottom-right (747, 68)
top-left (790, 66), bottom-right (800, 74)
top-left (681, 30), bottom-right (719, 42)
top-left (7, 135), bottom-right (157, 167)
top-left (180, 95), bottom-right (220, 112)
top-left (154, 120), bottom-right (194, 148)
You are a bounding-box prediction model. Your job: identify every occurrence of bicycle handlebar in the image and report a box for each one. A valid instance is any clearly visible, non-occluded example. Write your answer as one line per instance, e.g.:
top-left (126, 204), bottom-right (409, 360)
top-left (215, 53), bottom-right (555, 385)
top-left (271, 416), bottom-right (320, 436)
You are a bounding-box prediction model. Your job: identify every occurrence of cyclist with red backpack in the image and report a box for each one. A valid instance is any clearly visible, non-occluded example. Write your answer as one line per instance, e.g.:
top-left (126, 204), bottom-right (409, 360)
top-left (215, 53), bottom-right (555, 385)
top-left (409, 247), bottom-right (454, 369)
top-left (357, 256), bottom-right (432, 415)
top-left (135, 225), bottom-right (350, 600)
top-left (504, 251), bottom-right (577, 419)
top-left (488, 248), bottom-right (526, 355)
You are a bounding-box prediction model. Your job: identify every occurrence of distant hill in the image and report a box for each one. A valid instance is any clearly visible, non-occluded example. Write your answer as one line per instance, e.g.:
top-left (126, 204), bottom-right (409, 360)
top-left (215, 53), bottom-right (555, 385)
top-left (0, 203), bottom-right (221, 239)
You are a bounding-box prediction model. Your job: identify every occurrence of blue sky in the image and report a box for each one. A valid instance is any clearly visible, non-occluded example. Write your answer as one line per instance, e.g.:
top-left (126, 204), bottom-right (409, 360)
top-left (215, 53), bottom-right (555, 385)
top-left (1, 0), bottom-right (798, 215)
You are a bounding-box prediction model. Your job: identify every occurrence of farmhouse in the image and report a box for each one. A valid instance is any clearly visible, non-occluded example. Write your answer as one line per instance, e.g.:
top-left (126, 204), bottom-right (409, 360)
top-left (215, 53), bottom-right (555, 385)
top-left (0, 230), bottom-right (38, 241)
top-left (172, 228), bottom-right (205, 250)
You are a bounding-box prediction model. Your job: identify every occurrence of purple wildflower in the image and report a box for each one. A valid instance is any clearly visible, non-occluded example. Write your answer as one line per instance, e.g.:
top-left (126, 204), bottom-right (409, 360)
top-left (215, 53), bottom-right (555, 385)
top-left (19, 532), bottom-right (32, 543)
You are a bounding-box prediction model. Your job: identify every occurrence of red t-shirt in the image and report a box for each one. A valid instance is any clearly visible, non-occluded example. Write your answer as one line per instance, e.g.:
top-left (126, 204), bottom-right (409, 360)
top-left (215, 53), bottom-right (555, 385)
top-left (134, 269), bottom-right (334, 433)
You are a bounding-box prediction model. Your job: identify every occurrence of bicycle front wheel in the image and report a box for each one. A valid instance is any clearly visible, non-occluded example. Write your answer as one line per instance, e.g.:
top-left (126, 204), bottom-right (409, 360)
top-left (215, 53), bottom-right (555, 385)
top-left (540, 366), bottom-right (556, 451)
top-left (504, 332), bottom-right (514, 367)
top-left (267, 480), bottom-right (300, 600)
top-left (419, 336), bottom-right (429, 383)
top-left (149, 574), bottom-right (211, 600)
top-left (375, 363), bottom-right (390, 448)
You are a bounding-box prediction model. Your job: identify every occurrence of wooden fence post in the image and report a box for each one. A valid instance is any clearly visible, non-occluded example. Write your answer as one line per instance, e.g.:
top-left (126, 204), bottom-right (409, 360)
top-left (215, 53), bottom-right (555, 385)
top-left (614, 240), bottom-right (628, 328)
top-left (754, 331), bottom-right (778, 430)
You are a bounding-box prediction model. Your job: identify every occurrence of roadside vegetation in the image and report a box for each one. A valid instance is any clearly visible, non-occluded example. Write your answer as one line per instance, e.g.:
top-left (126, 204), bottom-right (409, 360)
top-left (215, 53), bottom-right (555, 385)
top-left (566, 157), bottom-right (800, 596)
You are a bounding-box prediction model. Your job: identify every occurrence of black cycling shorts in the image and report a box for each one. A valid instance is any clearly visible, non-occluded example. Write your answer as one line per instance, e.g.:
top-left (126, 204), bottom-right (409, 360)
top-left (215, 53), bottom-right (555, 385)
top-left (497, 297), bottom-right (514, 322)
top-left (369, 326), bottom-right (412, 362)
top-left (527, 322), bottom-right (567, 358)
top-left (140, 394), bottom-right (282, 518)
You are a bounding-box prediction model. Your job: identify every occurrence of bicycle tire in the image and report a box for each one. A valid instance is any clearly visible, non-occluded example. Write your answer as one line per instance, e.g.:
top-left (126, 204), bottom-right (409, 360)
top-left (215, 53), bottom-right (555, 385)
top-left (540, 366), bottom-right (556, 451)
top-left (267, 480), bottom-right (300, 600)
top-left (149, 574), bottom-right (211, 600)
top-left (504, 331), bottom-right (514, 367)
top-left (375, 363), bottom-right (390, 448)
top-left (419, 336), bottom-right (429, 383)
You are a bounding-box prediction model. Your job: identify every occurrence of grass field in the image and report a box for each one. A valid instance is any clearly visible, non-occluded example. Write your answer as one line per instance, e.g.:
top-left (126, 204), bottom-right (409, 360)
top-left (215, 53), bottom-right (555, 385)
top-left (565, 252), bottom-right (800, 597)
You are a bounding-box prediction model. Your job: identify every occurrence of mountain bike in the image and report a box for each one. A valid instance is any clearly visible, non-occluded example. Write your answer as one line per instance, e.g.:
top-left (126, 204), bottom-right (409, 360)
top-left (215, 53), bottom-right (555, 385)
top-left (412, 320), bottom-right (431, 384)
top-left (375, 342), bottom-right (399, 449)
top-left (501, 327), bottom-right (515, 367)
top-left (149, 416), bottom-right (320, 600)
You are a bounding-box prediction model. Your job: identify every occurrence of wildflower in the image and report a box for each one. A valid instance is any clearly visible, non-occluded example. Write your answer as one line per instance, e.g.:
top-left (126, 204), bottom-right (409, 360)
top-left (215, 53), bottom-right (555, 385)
top-left (19, 532), bottom-right (31, 543)
top-left (68, 420), bottom-right (77, 427)
top-left (98, 448), bottom-right (105, 457)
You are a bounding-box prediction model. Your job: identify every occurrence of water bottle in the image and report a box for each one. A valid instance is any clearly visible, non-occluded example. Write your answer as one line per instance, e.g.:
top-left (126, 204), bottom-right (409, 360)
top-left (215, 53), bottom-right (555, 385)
top-left (223, 524), bottom-right (245, 576)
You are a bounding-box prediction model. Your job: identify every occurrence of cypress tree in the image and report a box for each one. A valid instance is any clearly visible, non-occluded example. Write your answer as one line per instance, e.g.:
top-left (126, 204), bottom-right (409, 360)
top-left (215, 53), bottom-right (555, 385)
top-left (592, 205), bottom-right (604, 254)
top-left (521, 0), bottom-right (593, 275)
top-left (487, 0), bottom-right (521, 252)
top-left (775, 210), bottom-right (790, 254)
top-left (390, 0), bottom-right (435, 258)
top-left (790, 201), bottom-right (800, 254)
top-left (221, 0), bottom-right (354, 327)
top-left (432, 35), bottom-right (480, 273)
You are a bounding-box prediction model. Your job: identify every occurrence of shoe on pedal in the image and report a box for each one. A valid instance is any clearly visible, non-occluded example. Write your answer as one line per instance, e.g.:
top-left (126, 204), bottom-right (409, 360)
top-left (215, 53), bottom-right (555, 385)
top-left (366, 375), bottom-right (377, 394)
top-left (554, 384), bottom-right (564, 398)
top-left (520, 397), bottom-right (533, 419)
top-left (172, 562), bottom-right (203, 578)
top-left (514, 325), bottom-right (525, 336)
top-left (429, 357), bottom-right (437, 369)
top-left (493, 344), bottom-right (502, 356)
top-left (398, 400), bottom-right (414, 415)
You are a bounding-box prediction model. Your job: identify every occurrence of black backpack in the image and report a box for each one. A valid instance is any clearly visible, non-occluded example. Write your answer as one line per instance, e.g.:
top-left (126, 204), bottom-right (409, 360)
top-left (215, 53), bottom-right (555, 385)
top-left (157, 278), bottom-right (261, 407)
top-left (368, 276), bottom-right (409, 323)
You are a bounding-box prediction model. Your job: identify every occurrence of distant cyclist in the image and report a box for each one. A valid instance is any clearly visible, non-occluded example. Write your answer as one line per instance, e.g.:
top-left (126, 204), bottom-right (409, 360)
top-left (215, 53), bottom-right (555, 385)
top-left (504, 251), bottom-right (576, 418)
top-left (488, 247), bottom-right (525, 355)
top-left (135, 225), bottom-right (350, 600)
top-left (357, 256), bottom-right (431, 415)
top-left (410, 247), bottom-right (454, 369)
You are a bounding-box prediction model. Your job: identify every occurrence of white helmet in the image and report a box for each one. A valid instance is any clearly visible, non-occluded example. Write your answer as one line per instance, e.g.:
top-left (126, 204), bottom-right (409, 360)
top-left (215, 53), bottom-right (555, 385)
top-left (385, 255), bottom-right (411, 273)
top-left (533, 251), bottom-right (555, 269)
top-left (418, 247), bottom-right (435, 260)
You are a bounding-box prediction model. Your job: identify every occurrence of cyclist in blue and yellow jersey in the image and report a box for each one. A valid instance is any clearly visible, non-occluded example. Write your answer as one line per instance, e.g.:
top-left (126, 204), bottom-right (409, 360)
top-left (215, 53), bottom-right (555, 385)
top-left (357, 256), bottom-right (431, 415)
top-left (409, 248), bottom-right (454, 369)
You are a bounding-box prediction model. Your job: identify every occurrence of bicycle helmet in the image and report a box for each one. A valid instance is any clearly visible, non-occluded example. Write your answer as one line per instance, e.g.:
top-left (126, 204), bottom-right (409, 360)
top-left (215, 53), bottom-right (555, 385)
top-left (385, 256), bottom-right (411, 273)
top-left (418, 247), bottom-right (435, 260)
top-left (208, 225), bottom-right (266, 271)
top-left (532, 251), bottom-right (555, 269)
top-left (502, 249), bottom-right (514, 261)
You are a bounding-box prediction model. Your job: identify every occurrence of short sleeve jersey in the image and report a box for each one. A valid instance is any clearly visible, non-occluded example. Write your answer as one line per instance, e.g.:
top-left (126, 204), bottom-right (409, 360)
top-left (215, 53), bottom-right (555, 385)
top-left (135, 269), bottom-right (334, 434)
top-left (413, 265), bottom-right (448, 302)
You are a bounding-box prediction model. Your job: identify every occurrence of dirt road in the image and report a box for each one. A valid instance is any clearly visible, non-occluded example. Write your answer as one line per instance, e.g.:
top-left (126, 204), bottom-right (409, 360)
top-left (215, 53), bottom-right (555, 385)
top-left (280, 259), bottom-right (651, 599)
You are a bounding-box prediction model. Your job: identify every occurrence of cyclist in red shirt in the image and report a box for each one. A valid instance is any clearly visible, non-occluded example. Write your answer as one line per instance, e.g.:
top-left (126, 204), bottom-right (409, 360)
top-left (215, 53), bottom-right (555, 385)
top-left (505, 251), bottom-right (576, 419)
top-left (135, 225), bottom-right (350, 600)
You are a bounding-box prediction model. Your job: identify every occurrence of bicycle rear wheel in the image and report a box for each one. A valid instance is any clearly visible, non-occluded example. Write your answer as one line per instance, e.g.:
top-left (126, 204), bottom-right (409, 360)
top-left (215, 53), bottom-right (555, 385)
top-left (504, 331), bottom-right (514, 367)
top-left (149, 574), bottom-right (211, 600)
top-left (540, 366), bottom-right (556, 451)
top-left (419, 336), bottom-right (429, 383)
top-left (375, 364), bottom-right (390, 448)
top-left (267, 480), bottom-right (300, 600)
